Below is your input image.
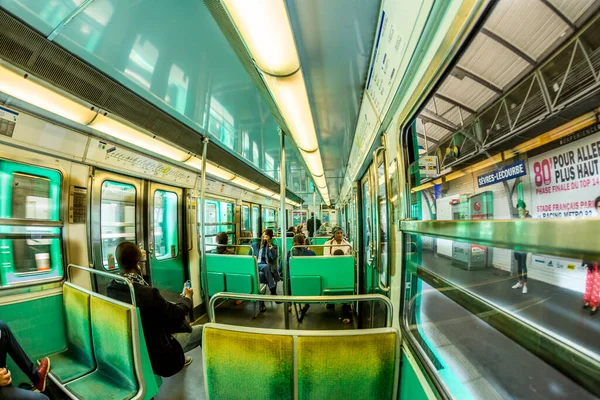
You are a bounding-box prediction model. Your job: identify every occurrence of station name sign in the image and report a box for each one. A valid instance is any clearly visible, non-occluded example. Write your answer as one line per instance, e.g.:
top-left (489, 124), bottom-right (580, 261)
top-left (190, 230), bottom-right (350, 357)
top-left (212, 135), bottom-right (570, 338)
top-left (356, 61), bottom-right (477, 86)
top-left (477, 160), bottom-right (527, 188)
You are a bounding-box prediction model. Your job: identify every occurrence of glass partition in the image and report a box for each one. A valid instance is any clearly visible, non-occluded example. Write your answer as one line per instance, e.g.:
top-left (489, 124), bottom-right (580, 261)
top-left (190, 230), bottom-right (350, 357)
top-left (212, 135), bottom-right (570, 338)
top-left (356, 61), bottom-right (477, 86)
top-left (202, 199), bottom-right (235, 245)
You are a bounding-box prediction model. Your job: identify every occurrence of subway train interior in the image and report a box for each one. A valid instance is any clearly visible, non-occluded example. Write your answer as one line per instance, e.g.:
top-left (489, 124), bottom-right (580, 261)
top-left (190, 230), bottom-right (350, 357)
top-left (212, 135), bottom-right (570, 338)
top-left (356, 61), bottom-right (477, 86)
top-left (0, 0), bottom-right (599, 399)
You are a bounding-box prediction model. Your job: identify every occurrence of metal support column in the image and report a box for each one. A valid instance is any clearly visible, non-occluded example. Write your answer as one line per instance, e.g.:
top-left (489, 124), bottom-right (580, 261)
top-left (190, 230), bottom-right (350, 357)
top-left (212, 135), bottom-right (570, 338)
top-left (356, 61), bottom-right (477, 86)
top-left (279, 130), bottom-right (290, 329)
top-left (199, 137), bottom-right (211, 320)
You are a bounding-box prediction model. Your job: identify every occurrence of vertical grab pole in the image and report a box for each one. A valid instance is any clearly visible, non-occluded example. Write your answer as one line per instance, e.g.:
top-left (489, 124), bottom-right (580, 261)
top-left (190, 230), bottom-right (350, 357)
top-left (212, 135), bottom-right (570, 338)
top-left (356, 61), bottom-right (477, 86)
top-left (199, 137), bottom-right (211, 321)
top-left (279, 129), bottom-right (290, 329)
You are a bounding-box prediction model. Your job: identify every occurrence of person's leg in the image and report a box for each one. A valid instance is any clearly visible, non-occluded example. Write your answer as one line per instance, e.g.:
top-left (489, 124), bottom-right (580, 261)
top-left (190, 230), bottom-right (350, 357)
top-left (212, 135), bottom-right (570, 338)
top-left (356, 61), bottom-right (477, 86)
top-left (590, 269), bottom-right (600, 310)
top-left (0, 321), bottom-right (39, 384)
top-left (341, 304), bottom-right (352, 324)
top-left (584, 268), bottom-right (593, 306)
top-left (0, 385), bottom-right (49, 400)
top-left (172, 325), bottom-right (203, 353)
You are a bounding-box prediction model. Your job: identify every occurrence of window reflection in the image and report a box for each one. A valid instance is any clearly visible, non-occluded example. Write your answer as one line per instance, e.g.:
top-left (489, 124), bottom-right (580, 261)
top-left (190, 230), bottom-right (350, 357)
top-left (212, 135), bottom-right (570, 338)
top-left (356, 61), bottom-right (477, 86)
top-left (125, 35), bottom-right (158, 90)
top-left (202, 199), bottom-right (235, 245)
top-left (153, 190), bottom-right (178, 260)
top-left (100, 181), bottom-right (136, 270)
top-left (209, 98), bottom-right (234, 149)
top-left (166, 64), bottom-right (189, 114)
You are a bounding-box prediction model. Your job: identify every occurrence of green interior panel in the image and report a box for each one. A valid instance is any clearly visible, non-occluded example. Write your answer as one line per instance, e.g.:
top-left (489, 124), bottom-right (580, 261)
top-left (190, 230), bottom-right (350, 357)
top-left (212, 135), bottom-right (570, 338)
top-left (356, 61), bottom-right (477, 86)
top-left (274, 237), bottom-right (294, 251)
top-left (289, 256), bottom-right (354, 296)
top-left (297, 333), bottom-right (397, 400)
top-left (205, 254), bottom-right (262, 295)
top-left (399, 353), bottom-right (430, 400)
top-left (225, 273), bottom-right (253, 294)
top-left (0, 294), bottom-right (66, 386)
top-left (66, 296), bottom-right (138, 399)
top-left (48, 284), bottom-right (96, 384)
top-left (204, 327), bottom-right (294, 400)
top-left (208, 272), bottom-right (226, 297)
top-left (312, 237), bottom-right (330, 246)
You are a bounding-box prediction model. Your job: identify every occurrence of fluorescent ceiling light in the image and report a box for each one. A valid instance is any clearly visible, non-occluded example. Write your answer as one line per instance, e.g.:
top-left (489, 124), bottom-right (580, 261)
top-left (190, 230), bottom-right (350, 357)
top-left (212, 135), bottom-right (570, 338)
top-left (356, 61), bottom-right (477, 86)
top-left (264, 71), bottom-right (319, 153)
top-left (222, 0), bottom-right (300, 76)
top-left (257, 187), bottom-right (275, 197)
top-left (89, 114), bottom-right (190, 162)
top-left (185, 158), bottom-right (236, 181)
top-left (313, 174), bottom-right (327, 189)
top-left (301, 149), bottom-right (324, 177)
top-left (0, 65), bottom-right (96, 125)
top-left (232, 176), bottom-right (260, 191)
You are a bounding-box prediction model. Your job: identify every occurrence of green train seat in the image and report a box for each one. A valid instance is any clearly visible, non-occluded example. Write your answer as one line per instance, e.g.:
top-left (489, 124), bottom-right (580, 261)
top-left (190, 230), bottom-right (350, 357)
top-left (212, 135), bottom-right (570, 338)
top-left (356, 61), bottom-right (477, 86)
top-left (46, 283), bottom-right (96, 384)
top-left (289, 255), bottom-right (355, 297)
top-left (273, 237), bottom-right (294, 252)
top-left (205, 254), bottom-right (266, 297)
top-left (41, 279), bottom-right (160, 400)
top-left (202, 323), bottom-right (400, 400)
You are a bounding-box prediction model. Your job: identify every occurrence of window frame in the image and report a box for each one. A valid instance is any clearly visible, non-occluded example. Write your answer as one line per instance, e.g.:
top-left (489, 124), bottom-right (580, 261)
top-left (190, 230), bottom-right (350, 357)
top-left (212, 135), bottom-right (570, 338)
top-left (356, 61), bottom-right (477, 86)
top-left (0, 159), bottom-right (65, 291)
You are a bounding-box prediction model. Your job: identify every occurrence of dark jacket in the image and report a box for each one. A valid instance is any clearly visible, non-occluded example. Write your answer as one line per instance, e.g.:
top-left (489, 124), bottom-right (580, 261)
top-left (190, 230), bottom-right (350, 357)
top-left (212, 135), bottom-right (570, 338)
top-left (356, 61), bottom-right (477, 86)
top-left (106, 280), bottom-right (192, 377)
top-left (251, 242), bottom-right (279, 279)
top-left (307, 217), bottom-right (321, 236)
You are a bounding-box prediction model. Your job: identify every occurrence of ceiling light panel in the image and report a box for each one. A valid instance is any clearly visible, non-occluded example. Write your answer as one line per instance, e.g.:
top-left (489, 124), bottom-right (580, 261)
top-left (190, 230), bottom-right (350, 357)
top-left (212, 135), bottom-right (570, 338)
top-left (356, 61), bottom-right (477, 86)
top-left (301, 149), bottom-right (324, 177)
top-left (232, 176), bottom-right (261, 191)
top-left (263, 71), bottom-right (319, 153)
top-left (0, 65), bottom-right (96, 125)
top-left (223, 0), bottom-right (300, 76)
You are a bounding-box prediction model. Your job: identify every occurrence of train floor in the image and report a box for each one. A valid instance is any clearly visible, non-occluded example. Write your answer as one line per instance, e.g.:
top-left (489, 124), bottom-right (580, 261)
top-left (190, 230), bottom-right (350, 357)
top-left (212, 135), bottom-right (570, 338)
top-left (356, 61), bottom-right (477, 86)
top-left (155, 282), bottom-right (355, 400)
top-left (416, 250), bottom-right (598, 399)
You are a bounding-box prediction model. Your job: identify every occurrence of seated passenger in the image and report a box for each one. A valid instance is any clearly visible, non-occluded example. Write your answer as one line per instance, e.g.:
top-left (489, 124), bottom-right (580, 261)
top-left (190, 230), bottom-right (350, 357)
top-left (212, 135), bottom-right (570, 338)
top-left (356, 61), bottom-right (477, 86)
top-left (107, 242), bottom-right (202, 377)
top-left (286, 226), bottom-right (296, 237)
top-left (214, 232), bottom-right (234, 254)
top-left (251, 229), bottom-right (279, 311)
top-left (324, 227), bottom-right (353, 256)
top-left (0, 321), bottom-right (50, 399)
top-left (333, 249), bottom-right (345, 256)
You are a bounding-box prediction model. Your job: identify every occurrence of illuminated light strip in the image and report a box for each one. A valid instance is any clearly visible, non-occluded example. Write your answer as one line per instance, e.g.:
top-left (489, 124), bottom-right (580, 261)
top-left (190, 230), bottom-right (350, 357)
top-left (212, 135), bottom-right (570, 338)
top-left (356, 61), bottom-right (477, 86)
top-left (411, 110), bottom-right (599, 193)
top-left (0, 64), bottom-right (96, 124)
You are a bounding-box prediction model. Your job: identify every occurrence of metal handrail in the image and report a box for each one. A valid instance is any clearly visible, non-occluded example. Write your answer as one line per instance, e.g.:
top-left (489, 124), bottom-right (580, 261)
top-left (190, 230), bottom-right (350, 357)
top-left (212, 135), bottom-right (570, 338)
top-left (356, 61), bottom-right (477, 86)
top-left (205, 244), bottom-right (255, 256)
top-left (67, 263), bottom-right (137, 306)
top-left (209, 293), bottom-right (393, 327)
top-left (0, 218), bottom-right (63, 227)
top-left (290, 244), bottom-right (357, 256)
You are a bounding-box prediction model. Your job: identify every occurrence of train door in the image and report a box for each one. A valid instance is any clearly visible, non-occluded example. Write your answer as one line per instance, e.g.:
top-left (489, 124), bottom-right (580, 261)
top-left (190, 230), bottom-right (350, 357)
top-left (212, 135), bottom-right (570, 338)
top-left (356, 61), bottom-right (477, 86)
top-left (241, 203), bottom-right (251, 235)
top-left (147, 182), bottom-right (185, 301)
top-left (91, 171), bottom-right (143, 294)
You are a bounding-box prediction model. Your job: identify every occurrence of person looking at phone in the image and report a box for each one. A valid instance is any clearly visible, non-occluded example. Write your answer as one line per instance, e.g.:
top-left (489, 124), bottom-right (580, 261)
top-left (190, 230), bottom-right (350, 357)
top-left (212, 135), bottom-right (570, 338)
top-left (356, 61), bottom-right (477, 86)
top-left (251, 229), bottom-right (279, 311)
top-left (107, 242), bottom-right (203, 377)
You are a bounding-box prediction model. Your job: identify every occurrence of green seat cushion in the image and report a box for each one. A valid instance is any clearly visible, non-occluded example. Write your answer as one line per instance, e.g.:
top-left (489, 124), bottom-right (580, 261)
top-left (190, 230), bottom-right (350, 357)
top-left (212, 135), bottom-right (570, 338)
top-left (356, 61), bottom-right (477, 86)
top-left (208, 272), bottom-right (226, 296)
top-left (297, 333), bottom-right (397, 400)
top-left (206, 254), bottom-right (262, 295)
top-left (66, 370), bottom-right (138, 400)
top-left (291, 275), bottom-right (321, 296)
top-left (49, 284), bottom-right (95, 384)
top-left (49, 350), bottom-right (96, 384)
top-left (204, 326), bottom-right (293, 400)
top-left (226, 273), bottom-right (253, 294)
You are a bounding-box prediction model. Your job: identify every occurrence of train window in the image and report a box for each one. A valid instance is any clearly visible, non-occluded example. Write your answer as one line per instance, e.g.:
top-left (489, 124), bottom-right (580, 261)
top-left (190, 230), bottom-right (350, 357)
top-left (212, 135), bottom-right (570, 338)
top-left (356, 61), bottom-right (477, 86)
top-left (201, 199), bottom-right (235, 246)
top-left (262, 207), bottom-right (277, 231)
top-left (251, 205), bottom-right (259, 236)
top-left (100, 181), bottom-right (136, 270)
top-left (242, 205), bottom-right (250, 233)
top-left (153, 190), bottom-right (179, 260)
top-left (0, 160), bottom-right (63, 287)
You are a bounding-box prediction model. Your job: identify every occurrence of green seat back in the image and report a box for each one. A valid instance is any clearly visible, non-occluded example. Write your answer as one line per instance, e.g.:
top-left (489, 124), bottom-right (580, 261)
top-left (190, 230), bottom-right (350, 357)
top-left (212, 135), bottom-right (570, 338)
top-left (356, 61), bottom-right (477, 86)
top-left (273, 237), bottom-right (293, 251)
top-left (208, 272), bottom-right (226, 296)
top-left (66, 296), bottom-right (138, 399)
top-left (297, 332), bottom-right (397, 400)
top-left (206, 254), bottom-right (262, 295)
top-left (203, 324), bottom-right (293, 400)
top-left (289, 256), bottom-right (355, 296)
top-left (312, 237), bottom-right (330, 246)
top-left (49, 284), bottom-right (95, 383)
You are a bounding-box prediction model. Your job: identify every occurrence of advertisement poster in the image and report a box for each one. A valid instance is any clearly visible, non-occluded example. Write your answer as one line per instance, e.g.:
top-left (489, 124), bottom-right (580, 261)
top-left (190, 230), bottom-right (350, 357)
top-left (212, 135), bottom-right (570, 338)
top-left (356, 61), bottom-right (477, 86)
top-left (528, 127), bottom-right (600, 218)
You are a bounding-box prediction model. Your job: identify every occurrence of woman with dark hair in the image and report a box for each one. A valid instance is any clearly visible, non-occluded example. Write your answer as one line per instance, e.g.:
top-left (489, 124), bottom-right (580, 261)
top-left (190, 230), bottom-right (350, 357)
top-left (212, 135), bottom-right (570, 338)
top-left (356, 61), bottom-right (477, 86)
top-left (286, 226), bottom-right (296, 237)
top-left (251, 229), bottom-right (279, 311)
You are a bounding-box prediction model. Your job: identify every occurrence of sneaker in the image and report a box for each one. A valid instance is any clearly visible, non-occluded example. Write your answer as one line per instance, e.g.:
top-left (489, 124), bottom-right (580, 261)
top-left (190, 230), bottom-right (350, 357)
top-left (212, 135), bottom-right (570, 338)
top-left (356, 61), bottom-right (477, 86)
top-left (522, 286), bottom-right (528, 294)
top-left (184, 356), bottom-right (193, 367)
top-left (35, 357), bottom-right (50, 392)
top-left (512, 282), bottom-right (523, 289)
